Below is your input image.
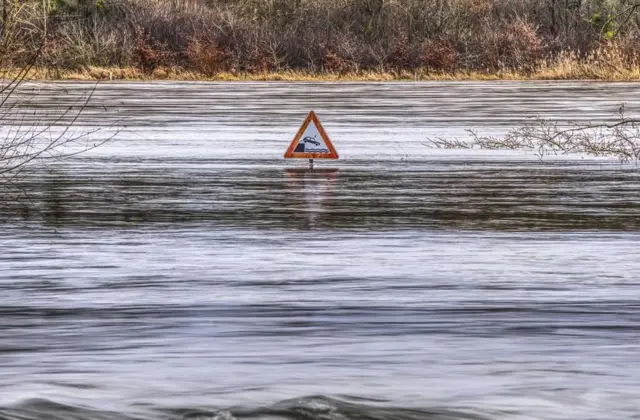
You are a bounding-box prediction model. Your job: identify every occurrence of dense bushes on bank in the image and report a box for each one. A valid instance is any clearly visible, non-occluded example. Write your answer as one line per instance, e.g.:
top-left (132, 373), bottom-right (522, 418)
top-left (4, 0), bottom-right (640, 77)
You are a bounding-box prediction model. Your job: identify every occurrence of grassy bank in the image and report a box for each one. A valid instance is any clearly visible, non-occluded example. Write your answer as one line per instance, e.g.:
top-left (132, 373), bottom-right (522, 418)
top-left (4, 0), bottom-right (640, 81)
top-left (24, 54), bottom-right (640, 82)
top-left (22, 67), bottom-right (640, 82)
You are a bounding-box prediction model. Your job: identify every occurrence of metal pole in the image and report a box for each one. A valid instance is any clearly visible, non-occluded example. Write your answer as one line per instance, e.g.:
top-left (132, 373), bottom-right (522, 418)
top-left (309, 158), bottom-right (314, 170)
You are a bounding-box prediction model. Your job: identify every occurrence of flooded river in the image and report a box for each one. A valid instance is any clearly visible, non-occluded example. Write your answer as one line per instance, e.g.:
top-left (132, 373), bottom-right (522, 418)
top-left (1, 82), bottom-right (639, 420)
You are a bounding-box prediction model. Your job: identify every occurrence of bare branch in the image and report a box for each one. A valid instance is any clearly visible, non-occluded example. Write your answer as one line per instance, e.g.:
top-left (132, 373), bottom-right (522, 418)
top-left (425, 104), bottom-right (640, 163)
top-left (0, 1), bottom-right (119, 201)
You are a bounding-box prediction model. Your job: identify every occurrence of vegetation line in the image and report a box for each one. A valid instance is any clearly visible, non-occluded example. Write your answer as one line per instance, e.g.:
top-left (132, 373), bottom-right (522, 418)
top-left (12, 65), bottom-right (640, 82)
top-left (3, 0), bottom-right (640, 81)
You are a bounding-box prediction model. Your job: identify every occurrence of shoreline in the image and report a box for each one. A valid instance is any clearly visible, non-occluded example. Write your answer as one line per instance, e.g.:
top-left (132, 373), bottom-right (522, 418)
top-left (11, 66), bottom-right (640, 82)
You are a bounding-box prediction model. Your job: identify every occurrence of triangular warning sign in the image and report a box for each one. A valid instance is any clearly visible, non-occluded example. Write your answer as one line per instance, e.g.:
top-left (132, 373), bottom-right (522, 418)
top-left (284, 111), bottom-right (339, 159)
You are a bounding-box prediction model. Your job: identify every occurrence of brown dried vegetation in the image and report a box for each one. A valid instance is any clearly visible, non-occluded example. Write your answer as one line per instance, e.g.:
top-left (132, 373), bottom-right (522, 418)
top-left (4, 0), bottom-right (640, 79)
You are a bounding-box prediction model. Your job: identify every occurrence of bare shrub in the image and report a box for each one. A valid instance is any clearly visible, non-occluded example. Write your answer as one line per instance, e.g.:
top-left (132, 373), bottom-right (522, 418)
top-left (0, 1), bottom-right (119, 191)
top-left (185, 36), bottom-right (227, 76)
top-left (499, 19), bottom-right (544, 71)
top-left (420, 38), bottom-right (458, 72)
top-left (323, 49), bottom-right (356, 74)
top-left (0, 83), bottom-right (116, 180)
top-left (132, 27), bottom-right (176, 74)
top-left (426, 105), bottom-right (640, 163)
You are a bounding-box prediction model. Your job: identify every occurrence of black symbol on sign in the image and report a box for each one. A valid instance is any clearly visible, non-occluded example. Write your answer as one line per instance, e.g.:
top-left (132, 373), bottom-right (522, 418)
top-left (303, 136), bottom-right (320, 146)
top-left (294, 135), bottom-right (321, 152)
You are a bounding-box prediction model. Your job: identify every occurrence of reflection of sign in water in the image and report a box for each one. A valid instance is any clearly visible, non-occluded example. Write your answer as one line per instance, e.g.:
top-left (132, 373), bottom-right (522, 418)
top-left (285, 168), bottom-right (339, 227)
top-left (284, 111), bottom-right (339, 159)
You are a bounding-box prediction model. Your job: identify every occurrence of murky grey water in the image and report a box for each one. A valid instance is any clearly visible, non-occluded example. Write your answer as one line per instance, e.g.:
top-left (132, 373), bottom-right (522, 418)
top-left (1, 82), bottom-right (640, 420)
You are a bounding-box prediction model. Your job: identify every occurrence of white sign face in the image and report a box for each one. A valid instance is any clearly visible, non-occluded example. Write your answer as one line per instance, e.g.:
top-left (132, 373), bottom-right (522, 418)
top-left (291, 120), bottom-right (331, 154)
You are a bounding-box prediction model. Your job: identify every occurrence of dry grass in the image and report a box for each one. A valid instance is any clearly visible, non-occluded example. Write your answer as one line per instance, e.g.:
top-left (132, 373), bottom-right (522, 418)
top-left (14, 59), bottom-right (640, 82)
top-left (534, 43), bottom-right (640, 80)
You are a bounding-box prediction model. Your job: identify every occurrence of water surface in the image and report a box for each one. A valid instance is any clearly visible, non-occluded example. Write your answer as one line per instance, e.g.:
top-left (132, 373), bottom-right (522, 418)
top-left (1, 82), bottom-right (640, 420)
